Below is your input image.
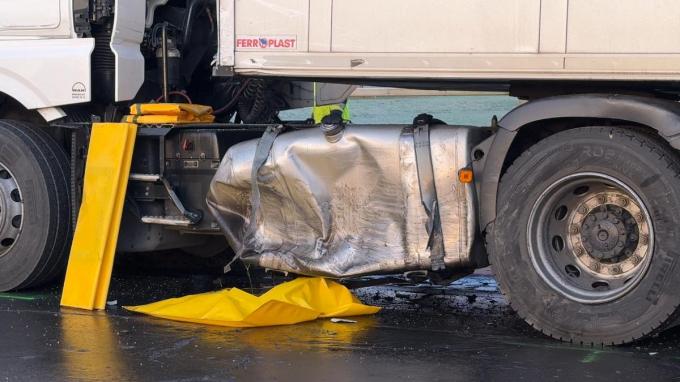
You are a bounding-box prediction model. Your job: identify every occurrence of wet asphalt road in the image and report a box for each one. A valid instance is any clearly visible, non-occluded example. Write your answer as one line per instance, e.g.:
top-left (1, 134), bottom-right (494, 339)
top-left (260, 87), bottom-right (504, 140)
top-left (1, 270), bottom-right (680, 381)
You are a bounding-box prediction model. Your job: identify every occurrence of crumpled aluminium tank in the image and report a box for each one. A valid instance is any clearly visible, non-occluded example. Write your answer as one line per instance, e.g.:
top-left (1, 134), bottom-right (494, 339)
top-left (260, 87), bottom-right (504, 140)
top-left (207, 124), bottom-right (486, 278)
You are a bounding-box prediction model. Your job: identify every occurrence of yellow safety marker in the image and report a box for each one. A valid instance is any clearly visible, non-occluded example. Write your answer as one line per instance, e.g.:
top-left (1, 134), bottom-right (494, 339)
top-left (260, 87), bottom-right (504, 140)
top-left (61, 123), bottom-right (138, 310)
top-left (125, 277), bottom-right (380, 327)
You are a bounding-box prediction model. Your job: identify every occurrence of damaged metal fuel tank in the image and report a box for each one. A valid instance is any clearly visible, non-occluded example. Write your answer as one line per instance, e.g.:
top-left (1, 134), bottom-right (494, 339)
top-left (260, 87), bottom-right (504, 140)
top-left (207, 122), bottom-right (488, 278)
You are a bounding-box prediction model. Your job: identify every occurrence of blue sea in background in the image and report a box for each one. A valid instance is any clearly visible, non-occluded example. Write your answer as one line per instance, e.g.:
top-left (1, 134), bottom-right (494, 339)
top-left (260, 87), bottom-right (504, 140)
top-left (279, 95), bottom-right (520, 126)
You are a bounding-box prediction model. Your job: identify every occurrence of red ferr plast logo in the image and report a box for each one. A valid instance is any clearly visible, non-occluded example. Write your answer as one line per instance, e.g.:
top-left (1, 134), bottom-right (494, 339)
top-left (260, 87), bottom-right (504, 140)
top-left (236, 35), bottom-right (297, 50)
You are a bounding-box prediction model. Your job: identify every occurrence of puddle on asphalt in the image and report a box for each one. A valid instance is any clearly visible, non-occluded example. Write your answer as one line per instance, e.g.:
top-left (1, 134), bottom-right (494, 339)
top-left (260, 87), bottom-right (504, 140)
top-left (2, 273), bottom-right (680, 380)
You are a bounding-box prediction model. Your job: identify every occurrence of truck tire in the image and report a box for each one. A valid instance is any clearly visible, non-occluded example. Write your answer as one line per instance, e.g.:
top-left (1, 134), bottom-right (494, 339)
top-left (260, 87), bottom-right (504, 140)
top-left (489, 126), bottom-right (680, 345)
top-left (0, 120), bottom-right (71, 290)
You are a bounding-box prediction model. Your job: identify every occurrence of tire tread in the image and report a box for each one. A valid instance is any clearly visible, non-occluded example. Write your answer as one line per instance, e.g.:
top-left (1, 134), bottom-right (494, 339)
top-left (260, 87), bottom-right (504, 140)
top-left (0, 120), bottom-right (71, 290)
top-left (489, 126), bottom-right (680, 345)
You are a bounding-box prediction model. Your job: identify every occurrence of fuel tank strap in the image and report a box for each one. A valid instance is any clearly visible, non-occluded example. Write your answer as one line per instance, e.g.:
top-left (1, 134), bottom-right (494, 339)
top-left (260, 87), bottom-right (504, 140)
top-left (224, 124), bottom-right (284, 273)
top-left (412, 114), bottom-right (446, 271)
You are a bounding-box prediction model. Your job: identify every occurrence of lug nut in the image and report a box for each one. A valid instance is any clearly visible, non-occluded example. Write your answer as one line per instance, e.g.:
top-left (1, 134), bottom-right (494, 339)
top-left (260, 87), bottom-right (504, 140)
top-left (640, 234), bottom-right (649, 245)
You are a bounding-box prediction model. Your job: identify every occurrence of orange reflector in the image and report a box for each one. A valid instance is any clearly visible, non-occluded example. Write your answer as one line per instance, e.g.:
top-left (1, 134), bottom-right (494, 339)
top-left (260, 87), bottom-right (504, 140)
top-left (458, 168), bottom-right (474, 183)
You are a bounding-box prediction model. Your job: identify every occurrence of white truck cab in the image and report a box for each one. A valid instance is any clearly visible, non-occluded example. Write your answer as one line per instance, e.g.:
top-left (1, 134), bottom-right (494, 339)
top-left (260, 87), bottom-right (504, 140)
top-left (0, 0), bottom-right (92, 119)
top-left (0, 0), bottom-right (146, 120)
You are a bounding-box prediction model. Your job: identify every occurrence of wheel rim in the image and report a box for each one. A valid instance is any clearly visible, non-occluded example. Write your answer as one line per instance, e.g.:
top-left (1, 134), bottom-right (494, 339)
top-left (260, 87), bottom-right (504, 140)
top-left (0, 162), bottom-right (23, 258)
top-left (527, 172), bottom-right (654, 304)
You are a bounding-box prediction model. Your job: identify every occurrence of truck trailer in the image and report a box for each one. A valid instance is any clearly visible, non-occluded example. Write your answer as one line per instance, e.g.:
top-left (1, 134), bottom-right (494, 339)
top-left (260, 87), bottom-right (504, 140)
top-left (2, 0), bottom-right (680, 345)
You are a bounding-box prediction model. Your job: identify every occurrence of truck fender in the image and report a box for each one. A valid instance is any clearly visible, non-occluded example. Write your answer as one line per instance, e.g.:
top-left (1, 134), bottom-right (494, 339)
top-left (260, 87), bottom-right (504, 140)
top-left (474, 93), bottom-right (680, 231)
top-left (36, 107), bottom-right (67, 122)
top-left (0, 70), bottom-right (52, 110)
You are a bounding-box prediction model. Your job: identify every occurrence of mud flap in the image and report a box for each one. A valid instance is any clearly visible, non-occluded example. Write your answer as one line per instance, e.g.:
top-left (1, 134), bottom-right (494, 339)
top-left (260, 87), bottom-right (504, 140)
top-left (60, 123), bottom-right (137, 310)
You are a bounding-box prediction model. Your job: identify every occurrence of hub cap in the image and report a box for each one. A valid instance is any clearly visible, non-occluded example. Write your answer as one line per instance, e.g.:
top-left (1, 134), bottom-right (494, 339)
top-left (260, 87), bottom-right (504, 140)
top-left (0, 163), bottom-right (22, 258)
top-left (527, 172), bottom-right (653, 304)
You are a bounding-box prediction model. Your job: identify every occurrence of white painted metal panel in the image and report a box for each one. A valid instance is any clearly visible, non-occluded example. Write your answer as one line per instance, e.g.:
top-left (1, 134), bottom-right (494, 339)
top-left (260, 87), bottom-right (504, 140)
top-left (0, 0), bottom-right (73, 38)
top-left (218, 0), bottom-right (235, 66)
top-left (565, 56), bottom-right (680, 73)
top-left (0, 0), bottom-right (60, 29)
top-left (111, 0), bottom-right (145, 101)
top-left (0, 38), bottom-right (94, 109)
top-left (308, 0), bottom-right (332, 52)
top-left (567, 0), bottom-right (680, 54)
top-left (539, 0), bottom-right (568, 53)
top-left (330, 0), bottom-right (541, 53)
top-left (234, 0), bottom-right (308, 52)
top-left (226, 0), bottom-right (680, 82)
top-left (36, 107), bottom-right (67, 122)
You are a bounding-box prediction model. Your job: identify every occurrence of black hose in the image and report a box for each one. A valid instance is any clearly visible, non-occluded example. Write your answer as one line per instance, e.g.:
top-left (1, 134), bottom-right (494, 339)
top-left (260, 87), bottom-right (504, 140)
top-left (182, 0), bottom-right (215, 48)
top-left (213, 80), bottom-right (251, 114)
top-left (237, 80), bottom-right (271, 124)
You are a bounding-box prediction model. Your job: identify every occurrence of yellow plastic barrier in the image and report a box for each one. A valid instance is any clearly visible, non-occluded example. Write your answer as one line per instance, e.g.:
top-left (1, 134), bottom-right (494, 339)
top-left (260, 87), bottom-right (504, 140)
top-left (124, 103), bottom-right (215, 124)
top-left (61, 123), bottom-right (138, 310)
top-left (125, 277), bottom-right (380, 327)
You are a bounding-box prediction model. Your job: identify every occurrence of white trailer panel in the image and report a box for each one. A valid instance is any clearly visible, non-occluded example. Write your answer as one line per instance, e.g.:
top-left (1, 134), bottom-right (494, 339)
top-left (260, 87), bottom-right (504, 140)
top-left (331, 0), bottom-right (541, 53)
top-left (567, 0), bottom-right (680, 54)
top-left (219, 0), bottom-right (680, 81)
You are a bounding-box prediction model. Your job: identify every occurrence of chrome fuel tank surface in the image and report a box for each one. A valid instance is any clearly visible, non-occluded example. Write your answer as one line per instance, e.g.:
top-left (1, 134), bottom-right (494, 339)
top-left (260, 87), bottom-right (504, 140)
top-left (207, 124), bottom-right (486, 278)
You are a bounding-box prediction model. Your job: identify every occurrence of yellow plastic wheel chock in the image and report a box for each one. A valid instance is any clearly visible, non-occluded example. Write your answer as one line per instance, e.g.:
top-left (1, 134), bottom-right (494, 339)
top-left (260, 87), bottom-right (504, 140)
top-left (61, 123), bottom-right (138, 310)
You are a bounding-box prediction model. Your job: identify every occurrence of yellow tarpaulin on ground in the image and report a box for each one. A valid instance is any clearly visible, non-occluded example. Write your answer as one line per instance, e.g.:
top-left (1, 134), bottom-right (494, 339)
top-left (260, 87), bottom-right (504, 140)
top-left (125, 277), bottom-right (380, 327)
top-left (124, 103), bottom-right (215, 124)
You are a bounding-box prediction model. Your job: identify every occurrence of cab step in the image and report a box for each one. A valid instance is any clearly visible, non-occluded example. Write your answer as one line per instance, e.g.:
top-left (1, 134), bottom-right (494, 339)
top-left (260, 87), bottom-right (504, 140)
top-left (129, 173), bottom-right (161, 182)
top-left (141, 215), bottom-right (193, 226)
